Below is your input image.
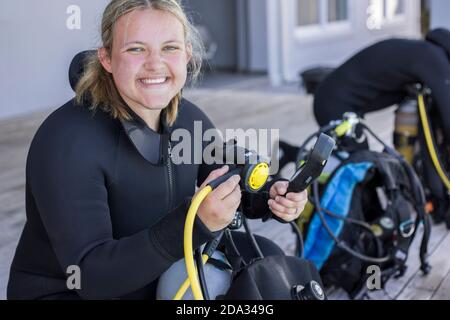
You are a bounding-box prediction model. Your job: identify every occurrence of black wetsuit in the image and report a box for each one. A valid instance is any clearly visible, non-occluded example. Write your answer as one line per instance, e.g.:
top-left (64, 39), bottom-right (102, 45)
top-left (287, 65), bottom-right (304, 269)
top-left (7, 98), bottom-right (276, 300)
top-left (313, 33), bottom-right (450, 141)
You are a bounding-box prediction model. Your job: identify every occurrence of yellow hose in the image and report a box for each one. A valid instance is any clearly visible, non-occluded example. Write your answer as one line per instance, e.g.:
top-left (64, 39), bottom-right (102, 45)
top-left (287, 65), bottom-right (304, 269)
top-left (173, 254), bottom-right (209, 300)
top-left (417, 94), bottom-right (450, 190)
top-left (175, 164), bottom-right (269, 300)
top-left (180, 186), bottom-right (213, 300)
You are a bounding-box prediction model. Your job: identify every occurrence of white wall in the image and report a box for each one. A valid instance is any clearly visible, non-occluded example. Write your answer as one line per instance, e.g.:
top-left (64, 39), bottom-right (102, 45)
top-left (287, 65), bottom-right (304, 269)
top-left (247, 0), bottom-right (268, 72)
top-left (268, 0), bottom-right (421, 83)
top-left (0, 0), bottom-right (110, 120)
top-left (430, 0), bottom-right (450, 30)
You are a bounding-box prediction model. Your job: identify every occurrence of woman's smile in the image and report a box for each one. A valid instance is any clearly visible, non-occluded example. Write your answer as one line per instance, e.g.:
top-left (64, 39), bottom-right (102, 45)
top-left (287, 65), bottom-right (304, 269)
top-left (137, 76), bottom-right (170, 88)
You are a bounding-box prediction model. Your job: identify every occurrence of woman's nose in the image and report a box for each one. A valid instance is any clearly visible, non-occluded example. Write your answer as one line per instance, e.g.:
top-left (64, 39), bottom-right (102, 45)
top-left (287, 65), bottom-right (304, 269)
top-left (144, 49), bottom-right (163, 70)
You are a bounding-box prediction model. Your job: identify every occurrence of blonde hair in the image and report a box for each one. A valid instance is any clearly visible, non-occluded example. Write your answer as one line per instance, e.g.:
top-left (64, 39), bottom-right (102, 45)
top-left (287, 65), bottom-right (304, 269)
top-left (75, 0), bottom-right (204, 126)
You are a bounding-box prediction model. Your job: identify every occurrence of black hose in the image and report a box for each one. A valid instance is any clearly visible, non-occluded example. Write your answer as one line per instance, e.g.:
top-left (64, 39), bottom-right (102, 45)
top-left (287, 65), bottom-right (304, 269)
top-left (289, 221), bottom-right (304, 258)
top-left (224, 229), bottom-right (246, 266)
top-left (242, 216), bottom-right (264, 259)
top-left (312, 181), bottom-right (391, 264)
top-left (322, 208), bottom-right (383, 257)
top-left (316, 203), bottom-right (384, 258)
top-left (195, 248), bottom-right (210, 300)
top-left (203, 232), bottom-right (224, 257)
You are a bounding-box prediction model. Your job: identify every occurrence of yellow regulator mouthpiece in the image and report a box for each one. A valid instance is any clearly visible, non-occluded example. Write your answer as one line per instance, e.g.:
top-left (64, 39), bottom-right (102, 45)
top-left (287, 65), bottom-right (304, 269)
top-left (248, 163), bottom-right (270, 191)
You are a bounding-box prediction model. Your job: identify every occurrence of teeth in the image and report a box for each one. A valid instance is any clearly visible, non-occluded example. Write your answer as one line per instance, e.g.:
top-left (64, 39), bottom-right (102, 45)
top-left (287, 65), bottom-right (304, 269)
top-left (140, 78), bottom-right (167, 85)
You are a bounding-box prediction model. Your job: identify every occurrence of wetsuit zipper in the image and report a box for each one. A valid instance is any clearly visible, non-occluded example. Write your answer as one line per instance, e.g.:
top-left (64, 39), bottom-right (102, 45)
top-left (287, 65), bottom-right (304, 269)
top-left (166, 140), bottom-right (174, 212)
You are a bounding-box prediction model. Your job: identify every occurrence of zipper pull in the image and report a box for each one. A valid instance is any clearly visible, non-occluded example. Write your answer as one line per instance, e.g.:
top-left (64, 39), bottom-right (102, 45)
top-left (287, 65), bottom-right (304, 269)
top-left (167, 140), bottom-right (172, 160)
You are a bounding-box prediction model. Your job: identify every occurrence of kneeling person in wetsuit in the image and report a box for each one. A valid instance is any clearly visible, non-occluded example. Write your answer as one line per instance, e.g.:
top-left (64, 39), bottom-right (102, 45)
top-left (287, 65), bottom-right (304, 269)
top-left (312, 28), bottom-right (450, 225)
top-left (313, 28), bottom-right (450, 140)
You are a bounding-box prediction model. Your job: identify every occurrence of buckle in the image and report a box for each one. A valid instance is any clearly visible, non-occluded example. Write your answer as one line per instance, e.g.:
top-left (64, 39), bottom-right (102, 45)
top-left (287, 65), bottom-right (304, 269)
top-left (399, 219), bottom-right (415, 238)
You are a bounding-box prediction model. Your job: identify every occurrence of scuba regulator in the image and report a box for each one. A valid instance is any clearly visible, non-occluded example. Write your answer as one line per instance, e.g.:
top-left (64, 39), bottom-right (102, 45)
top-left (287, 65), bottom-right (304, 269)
top-left (177, 140), bottom-right (271, 300)
top-left (211, 140), bottom-right (271, 230)
top-left (208, 140), bottom-right (270, 194)
top-left (176, 137), bottom-right (336, 301)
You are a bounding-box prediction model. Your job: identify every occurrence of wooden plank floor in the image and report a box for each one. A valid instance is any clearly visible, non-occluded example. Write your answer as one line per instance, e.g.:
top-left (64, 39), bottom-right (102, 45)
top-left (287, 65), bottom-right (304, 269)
top-left (0, 80), bottom-right (449, 300)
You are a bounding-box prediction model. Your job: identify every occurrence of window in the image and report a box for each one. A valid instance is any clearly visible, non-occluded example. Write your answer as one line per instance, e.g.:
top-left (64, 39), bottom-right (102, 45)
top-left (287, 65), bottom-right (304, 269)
top-left (297, 0), bottom-right (320, 26)
top-left (328, 0), bottom-right (348, 22)
top-left (297, 0), bottom-right (349, 27)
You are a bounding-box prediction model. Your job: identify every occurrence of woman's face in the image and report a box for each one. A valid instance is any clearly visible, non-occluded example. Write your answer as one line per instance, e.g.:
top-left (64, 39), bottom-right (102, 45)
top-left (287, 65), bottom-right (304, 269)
top-left (99, 8), bottom-right (191, 113)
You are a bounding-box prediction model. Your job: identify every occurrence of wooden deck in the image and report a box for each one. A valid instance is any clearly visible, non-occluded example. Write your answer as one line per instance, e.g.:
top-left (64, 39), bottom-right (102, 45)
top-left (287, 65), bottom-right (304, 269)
top-left (0, 78), bottom-right (449, 300)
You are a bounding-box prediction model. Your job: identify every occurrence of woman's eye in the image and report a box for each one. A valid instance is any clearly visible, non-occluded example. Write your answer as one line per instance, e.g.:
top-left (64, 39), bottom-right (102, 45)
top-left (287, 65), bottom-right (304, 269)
top-left (164, 46), bottom-right (180, 52)
top-left (127, 47), bottom-right (144, 53)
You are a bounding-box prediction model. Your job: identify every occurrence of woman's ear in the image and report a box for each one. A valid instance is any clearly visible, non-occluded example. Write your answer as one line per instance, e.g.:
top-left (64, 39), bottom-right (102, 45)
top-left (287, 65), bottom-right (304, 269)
top-left (186, 43), bottom-right (193, 63)
top-left (98, 48), bottom-right (113, 73)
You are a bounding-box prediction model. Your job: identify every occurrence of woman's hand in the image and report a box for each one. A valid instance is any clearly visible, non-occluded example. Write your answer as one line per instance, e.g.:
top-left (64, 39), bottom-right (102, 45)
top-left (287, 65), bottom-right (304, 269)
top-left (268, 181), bottom-right (308, 222)
top-left (196, 166), bottom-right (242, 232)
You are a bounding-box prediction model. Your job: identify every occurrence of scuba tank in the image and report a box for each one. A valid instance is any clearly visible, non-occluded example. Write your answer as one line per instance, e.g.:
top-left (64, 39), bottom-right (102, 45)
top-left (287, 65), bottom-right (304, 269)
top-left (394, 98), bottom-right (419, 165)
top-left (157, 249), bottom-right (232, 300)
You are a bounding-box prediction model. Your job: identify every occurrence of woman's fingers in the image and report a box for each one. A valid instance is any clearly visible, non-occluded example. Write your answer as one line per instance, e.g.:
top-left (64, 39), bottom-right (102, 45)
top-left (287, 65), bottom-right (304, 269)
top-left (199, 165), bottom-right (229, 189)
top-left (221, 184), bottom-right (242, 210)
top-left (272, 195), bottom-right (297, 209)
top-left (268, 189), bottom-right (308, 222)
top-left (272, 191), bottom-right (308, 208)
top-left (268, 199), bottom-right (298, 215)
top-left (197, 174), bottom-right (242, 232)
top-left (270, 209), bottom-right (298, 222)
top-left (269, 181), bottom-right (289, 198)
top-left (213, 175), bottom-right (241, 200)
top-left (286, 191), bottom-right (308, 202)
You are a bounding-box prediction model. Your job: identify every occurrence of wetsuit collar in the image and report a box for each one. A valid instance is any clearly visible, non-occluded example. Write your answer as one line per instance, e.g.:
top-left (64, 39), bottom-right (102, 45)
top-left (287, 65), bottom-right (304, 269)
top-left (120, 104), bottom-right (171, 165)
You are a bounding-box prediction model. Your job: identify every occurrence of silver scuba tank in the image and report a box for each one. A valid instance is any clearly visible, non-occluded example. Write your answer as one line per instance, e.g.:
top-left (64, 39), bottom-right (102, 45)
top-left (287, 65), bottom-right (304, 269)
top-left (156, 250), bottom-right (232, 300)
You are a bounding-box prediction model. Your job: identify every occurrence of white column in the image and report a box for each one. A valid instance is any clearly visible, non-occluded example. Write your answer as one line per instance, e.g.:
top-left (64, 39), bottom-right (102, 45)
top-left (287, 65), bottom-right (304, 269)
top-left (266, 0), bottom-right (283, 86)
